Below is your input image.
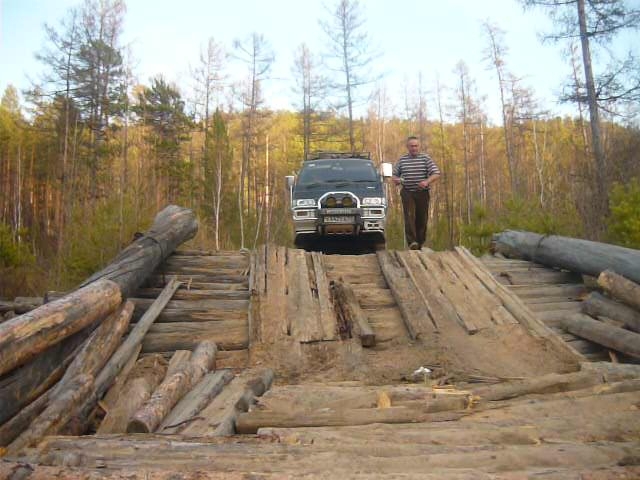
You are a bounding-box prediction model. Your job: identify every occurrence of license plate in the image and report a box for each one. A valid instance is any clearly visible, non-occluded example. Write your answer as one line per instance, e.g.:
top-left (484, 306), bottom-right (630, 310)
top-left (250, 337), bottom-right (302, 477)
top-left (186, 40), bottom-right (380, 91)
top-left (324, 215), bottom-right (354, 224)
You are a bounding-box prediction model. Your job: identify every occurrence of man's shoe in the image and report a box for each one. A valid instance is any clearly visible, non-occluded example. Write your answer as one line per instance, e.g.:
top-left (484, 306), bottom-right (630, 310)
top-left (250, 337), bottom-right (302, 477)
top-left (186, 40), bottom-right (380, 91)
top-left (409, 242), bottom-right (419, 250)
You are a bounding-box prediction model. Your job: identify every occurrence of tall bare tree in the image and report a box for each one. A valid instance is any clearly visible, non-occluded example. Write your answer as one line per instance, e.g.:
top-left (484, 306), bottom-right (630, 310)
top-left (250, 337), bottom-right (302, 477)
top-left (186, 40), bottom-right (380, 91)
top-left (320, 0), bottom-right (377, 151)
top-left (522, 0), bottom-right (640, 232)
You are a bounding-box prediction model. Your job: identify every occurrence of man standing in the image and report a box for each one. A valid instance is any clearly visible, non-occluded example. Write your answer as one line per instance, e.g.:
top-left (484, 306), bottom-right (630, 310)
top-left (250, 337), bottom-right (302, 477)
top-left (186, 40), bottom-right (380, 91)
top-left (392, 136), bottom-right (441, 250)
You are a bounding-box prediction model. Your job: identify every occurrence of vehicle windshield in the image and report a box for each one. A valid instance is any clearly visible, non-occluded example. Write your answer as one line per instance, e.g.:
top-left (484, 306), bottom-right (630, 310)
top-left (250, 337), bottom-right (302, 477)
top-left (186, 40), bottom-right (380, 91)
top-left (297, 160), bottom-right (378, 186)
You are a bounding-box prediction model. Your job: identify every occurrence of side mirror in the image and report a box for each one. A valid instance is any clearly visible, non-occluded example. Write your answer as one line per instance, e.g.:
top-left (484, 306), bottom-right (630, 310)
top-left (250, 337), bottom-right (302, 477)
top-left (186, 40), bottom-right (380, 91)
top-left (381, 162), bottom-right (393, 178)
top-left (285, 175), bottom-right (295, 189)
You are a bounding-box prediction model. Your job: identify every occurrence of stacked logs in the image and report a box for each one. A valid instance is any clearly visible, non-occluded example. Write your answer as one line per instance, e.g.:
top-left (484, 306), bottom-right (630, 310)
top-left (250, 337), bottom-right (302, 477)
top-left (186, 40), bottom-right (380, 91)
top-left (0, 206), bottom-right (198, 454)
top-left (492, 231), bottom-right (640, 361)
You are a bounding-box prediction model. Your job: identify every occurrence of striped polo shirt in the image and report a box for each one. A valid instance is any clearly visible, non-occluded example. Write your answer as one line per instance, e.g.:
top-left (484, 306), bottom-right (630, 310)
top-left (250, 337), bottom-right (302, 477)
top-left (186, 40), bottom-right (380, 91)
top-left (392, 153), bottom-right (440, 192)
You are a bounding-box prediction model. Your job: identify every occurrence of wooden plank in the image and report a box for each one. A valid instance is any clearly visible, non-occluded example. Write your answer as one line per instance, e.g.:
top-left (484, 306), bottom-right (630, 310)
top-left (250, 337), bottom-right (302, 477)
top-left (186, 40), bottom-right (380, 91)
top-left (376, 250), bottom-right (433, 340)
top-left (134, 288), bottom-right (249, 300)
top-left (141, 321), bottom-right (248, 353)
top-left (259, 245), bottom-right (288, 342)
top-left (311, 252), bottom-right (337, 341)
top-left (132, 308), bottom-right (247, 324)
top-left (495, 270), bottom-right (582, 286)
top-left (159, 369), bottom-right (234, 434)
top-left (418, 252), bottom-right (488, 332)
top-left (287, 249), bottom-right (323, 343)
top-left (454, 247), bottom-right (586, 365)
top-left (528, 301), bottom-right (583, 312)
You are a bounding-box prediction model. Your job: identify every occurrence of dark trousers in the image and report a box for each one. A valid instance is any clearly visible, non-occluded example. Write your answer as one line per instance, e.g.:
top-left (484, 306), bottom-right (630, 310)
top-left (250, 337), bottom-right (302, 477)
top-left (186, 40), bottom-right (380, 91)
top-left (400, 188), bottom-right (430, 247)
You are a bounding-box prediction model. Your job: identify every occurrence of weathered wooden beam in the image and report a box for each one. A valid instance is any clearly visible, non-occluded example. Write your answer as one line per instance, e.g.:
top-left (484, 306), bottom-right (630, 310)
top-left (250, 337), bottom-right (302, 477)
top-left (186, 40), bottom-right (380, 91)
top-left (492, 230), bottom-right (640, 284)
top-left (330, 279), bottom-right (375, 347)
top-left (127, 341), bottom-right (217, 433)
top-left (0, 279), bottom-right (121, 377)
top-left (80, 205), bottom-right (198, 298)
top-left (582, 291), bottom-right (640, 333)
top-left (561, 313), bottom-right (640, 359)
top-left (287, 249), bottom-right (324, 343)
top-left (159, 369), bottom-right (234, 434)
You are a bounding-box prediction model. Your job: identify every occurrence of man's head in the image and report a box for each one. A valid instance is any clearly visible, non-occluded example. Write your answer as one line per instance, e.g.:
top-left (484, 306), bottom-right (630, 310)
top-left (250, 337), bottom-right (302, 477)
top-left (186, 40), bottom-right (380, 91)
top-left (406, 136), bottom-right (420, 157)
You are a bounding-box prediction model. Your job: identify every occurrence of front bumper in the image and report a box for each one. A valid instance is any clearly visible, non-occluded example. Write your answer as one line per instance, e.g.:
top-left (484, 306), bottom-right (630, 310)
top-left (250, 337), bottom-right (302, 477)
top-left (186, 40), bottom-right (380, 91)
top-left (292, 206), bottom-right (386, 236)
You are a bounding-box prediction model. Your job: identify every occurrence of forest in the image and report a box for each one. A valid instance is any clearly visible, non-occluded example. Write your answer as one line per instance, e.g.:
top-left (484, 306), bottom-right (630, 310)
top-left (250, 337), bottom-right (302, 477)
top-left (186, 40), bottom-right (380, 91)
top-left (1, 0), bottom-right (639, 298)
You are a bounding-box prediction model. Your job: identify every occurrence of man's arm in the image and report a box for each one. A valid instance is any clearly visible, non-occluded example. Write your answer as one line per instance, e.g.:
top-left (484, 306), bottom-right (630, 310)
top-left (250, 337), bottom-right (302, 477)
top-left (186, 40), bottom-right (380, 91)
top-left (418, 173), bottom-right (440, 189)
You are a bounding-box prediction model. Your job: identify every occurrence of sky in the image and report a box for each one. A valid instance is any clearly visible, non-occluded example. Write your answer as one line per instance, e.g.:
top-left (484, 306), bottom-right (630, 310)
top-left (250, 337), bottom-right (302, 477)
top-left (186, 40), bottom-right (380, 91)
top-left (0, 0), bottom-right (638, 124)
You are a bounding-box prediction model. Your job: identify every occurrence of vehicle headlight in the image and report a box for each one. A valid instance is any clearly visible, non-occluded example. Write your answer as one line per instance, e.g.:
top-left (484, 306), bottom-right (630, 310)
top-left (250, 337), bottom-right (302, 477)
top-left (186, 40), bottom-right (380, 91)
top-left (325, 196), bottom-right (337, 208)
top-left (342, 196), bottom-right (354, 207)
top-left (362, 197), bottom-right (383, 206)
top-left (296, 199), bottom-right (316, 207)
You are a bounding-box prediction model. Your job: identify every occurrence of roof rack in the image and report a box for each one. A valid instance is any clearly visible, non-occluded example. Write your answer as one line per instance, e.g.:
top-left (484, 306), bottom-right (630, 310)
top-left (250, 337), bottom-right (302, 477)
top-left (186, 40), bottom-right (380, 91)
top-left (305, 151), bottom-right (372, 161)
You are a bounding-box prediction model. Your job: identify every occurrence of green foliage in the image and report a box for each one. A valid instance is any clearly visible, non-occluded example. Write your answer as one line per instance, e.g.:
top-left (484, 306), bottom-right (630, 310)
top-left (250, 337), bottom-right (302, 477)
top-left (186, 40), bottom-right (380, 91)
top-left (0, 223), bottom-right (35, 268)
top-left (607, 178), bottom-right (640, 249)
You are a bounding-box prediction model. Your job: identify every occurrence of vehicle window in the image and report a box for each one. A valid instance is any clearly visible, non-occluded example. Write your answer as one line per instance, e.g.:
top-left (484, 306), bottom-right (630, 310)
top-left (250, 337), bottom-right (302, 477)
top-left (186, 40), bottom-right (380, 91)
top-left (298, 160), bottom-right (377, 185)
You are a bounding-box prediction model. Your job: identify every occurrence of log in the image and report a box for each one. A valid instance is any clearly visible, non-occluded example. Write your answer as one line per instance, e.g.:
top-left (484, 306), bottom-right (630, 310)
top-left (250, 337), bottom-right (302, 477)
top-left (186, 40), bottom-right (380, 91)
top-left (79, 205), bottom-right (198, 298)
top-left (376, 250), bottom-right (433, 340)
top-left (235, 406), bottom-right (455, 434)
top-left (311, 251), bottom-right (338, 340)
top-left (101, 345), bottom-right (142, 411)
top-left (582, 291), bottom-right (640, 333)
top-left (492, 230), bottom-right (640, 284)
top-left (0, 279), bottom-right (121, 377)
top-left (127, 341), bottom-right (217, 433)
top-left (181, 368), bottom-right (274, 436)
top-left (6, 374), bottom-right (94, 455)
top-left (330, 279), bottom-right (375, 347)
top-left (0, 328), bottom-right (86, 426)
top-left (62, 279), bottom-right (181, 434)
top-left (97, 354), bottom-right (168, 434)
top-left (598, 270), bottom-right (640, 312)
top-left (561, 313), bottom-right (640, 359)
top-left (159, 369), bottom-right (234, 434)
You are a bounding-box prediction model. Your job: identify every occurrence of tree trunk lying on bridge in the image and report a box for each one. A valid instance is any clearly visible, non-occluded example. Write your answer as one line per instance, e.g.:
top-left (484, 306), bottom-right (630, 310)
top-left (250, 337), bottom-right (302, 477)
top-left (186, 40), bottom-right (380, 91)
top-left (561, 313), bottom-right (640, 359)
top-left (597, 270), bottom-right (640, 312)
top-left (582, 291), bottom-right (640, 333)
top-left (0, 279), bottom-right (122, 378)
top-left (79, 205), bottom-right (198, 299)
top-left (127, 341), bottom-right (217, 433)
top-left (98, 354), bottom-right (168, 434)
top-left (492, 230), bottom-right (640, 284)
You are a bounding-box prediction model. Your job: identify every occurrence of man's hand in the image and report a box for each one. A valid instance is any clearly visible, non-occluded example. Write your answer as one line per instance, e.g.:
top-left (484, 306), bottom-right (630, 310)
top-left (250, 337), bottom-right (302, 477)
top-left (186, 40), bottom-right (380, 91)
top-left (392, 176), bottom-right (402, 185)
top-left (418, 179), bottom-right (429, 189)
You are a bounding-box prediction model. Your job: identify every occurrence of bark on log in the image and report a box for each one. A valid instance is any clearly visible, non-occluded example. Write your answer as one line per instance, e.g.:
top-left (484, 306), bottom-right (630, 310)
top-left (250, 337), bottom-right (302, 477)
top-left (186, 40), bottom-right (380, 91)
top-left (79, 205), bottom-right (198, 298)
top-left (97, 355), bottom-right (168, 434)
top-left (582, 291), bottom-right (640, 334)
top-left (598, 270), bottom-right (640, 312)
top-left (127, 341), bottom-right (217, 433)
top-left (492, 230), bottom-right (640, 284)
top-left (6, 374), bottom-right (94, 455)
top-left (0, 279), bottom-right (121, 377)
top-left (561, 313), bottom-right (640, 359)
top-left (330, 279), bottom-right (375, 347)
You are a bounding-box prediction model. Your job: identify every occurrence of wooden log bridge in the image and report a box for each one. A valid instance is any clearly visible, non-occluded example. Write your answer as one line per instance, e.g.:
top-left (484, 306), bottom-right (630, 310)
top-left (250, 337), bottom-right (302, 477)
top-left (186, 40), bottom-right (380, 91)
top-left (1, 224), bottom-right (640, 478)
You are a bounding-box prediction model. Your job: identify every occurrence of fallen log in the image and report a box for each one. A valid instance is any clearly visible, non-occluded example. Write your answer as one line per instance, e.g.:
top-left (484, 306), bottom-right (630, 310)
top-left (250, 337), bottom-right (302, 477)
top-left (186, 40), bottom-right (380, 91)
top-left (492, 230), bottom-right (640, 284)
top-left (0, 279), bottom-right (121, 377)
top-left (79, 205), bottom-right (198, 298)
top-left (127, 341), bottom-right (217, 433)
top-left (97, 354), bottom-right (168, 434)
top-left (181, 368), bottom-right (274, 436)
top-left (159, 369), bottom-right (234, 434)
top-left (598, 270), bottom-right (640, 312)
top-left (6, 374), bottom-right (94, 455)
top-left (561, 313), bottom-right (640, 359)
top-left (235, 406), bottom-right (460, 434)
top-left (582, 291), bottom-right (640, 333)
top-left (330, 279), bottom-right (375, 347)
